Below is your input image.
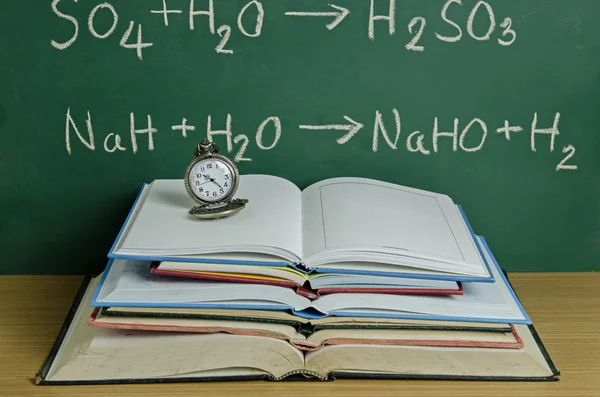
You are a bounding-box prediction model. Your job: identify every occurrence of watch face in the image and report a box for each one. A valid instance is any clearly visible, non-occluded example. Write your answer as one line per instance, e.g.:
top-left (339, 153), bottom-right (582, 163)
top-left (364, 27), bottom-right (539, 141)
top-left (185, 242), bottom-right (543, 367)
top-left (187, 158), bottom-right (235, 203)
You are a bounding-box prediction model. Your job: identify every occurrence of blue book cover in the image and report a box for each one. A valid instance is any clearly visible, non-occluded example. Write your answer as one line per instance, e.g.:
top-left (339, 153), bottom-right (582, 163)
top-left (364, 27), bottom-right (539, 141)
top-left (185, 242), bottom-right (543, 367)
top-left (92, 235), bottom-right (527, 324)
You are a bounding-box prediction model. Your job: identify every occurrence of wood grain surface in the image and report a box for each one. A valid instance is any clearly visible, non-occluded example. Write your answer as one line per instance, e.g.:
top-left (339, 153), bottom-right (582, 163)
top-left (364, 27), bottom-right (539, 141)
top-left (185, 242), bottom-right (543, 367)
top-left (0, 273), bottom-right (598, 396)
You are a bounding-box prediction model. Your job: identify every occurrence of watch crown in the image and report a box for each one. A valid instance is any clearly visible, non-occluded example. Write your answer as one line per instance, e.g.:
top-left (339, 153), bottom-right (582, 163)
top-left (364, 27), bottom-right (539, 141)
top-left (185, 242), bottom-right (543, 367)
top-left (194, 139), bottom-right (219, 157)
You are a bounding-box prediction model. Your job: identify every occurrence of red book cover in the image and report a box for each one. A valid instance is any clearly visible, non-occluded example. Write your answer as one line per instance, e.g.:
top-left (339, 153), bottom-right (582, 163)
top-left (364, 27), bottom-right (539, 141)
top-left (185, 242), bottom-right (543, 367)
top-left (150, 264), bottom-right (464, 296)
top-left (150, 265), bottom-right (299, 288)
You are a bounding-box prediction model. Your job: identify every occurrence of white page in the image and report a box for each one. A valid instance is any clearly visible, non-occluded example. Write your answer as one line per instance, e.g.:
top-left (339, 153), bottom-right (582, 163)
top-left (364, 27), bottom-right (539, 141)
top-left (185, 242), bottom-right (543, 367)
top-left (312, 252), bottom-right (489, 277)
top-left (305, 324), bottom-right (554, 378)
top-left (314, 262), bottom-right (459, 276)
top-left (110, 183), bottom-right (152, 255)
top-left (60, 329), bottom-right (304, 381)
top-left (309, 274), bottom-right (459, 289)
top-left (312, 236), bottom-right (526, 322)
top-left (114, 176), bottom-right (303, 262)
top-left (93, 259), bottom-right (312, 310)
top-left (301, 178), bottom-right (486, 274)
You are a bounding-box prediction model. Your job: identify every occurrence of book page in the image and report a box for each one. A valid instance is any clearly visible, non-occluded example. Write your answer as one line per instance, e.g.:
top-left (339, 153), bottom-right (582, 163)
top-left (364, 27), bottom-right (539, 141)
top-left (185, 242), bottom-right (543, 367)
top-left (308, 328), bottom-right (519, 346)
top-left (93, 312), bottom-right (305, 342)
top-left (54, 329), bottom-right (304, 381)
top-left (109, 183), bottom-right (151, 256)
top-left (158, 262), bottom-right (308, 285)
top-left (305, 324), bottom-right (554, 379)
top-left (115, 175), bottom-right (303, 262)
top-left (46, 278), bottom-right (100, 381)
top-left (309, 273), bottom-right (459, 289)
top-left (312, 237), bottom-right (527, 323)
top-left (301, 178), bottom-right (486, 274)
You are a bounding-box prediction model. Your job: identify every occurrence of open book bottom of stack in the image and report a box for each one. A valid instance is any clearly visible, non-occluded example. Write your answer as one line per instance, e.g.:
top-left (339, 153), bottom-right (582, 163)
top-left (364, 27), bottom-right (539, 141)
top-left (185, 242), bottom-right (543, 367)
top-left (37, 277), bottom-right (559, 384)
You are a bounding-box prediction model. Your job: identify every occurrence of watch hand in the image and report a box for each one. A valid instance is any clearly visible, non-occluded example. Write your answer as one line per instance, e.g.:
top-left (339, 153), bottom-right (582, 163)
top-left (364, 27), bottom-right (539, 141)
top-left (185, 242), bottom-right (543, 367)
top-left (211, 179), bottom-right (223, 189)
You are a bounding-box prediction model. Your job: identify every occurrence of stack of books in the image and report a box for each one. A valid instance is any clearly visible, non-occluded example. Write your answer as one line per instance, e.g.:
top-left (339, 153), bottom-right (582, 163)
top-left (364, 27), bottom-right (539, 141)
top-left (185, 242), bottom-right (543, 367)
top-left (37, 176), bottom-right (559, 385)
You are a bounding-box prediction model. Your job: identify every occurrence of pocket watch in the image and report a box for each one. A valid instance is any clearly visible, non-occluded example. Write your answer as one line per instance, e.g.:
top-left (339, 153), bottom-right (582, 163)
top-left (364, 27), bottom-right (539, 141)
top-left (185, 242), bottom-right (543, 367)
top-left (184, 139), bottom-right (248, 219)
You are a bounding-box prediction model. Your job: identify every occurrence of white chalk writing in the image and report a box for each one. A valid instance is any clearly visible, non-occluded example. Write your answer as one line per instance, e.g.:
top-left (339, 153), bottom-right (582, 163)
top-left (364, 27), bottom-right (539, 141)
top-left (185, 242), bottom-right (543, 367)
top-left (61, 108), bottom-right (578, 171)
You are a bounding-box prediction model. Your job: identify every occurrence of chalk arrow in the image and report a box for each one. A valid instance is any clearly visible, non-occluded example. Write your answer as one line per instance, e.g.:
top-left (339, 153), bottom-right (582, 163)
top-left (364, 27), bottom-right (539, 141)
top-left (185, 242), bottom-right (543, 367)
top-left (299, 116), bottom-right (363, 144)
top-left (285, 4), bottom-right (350, 31)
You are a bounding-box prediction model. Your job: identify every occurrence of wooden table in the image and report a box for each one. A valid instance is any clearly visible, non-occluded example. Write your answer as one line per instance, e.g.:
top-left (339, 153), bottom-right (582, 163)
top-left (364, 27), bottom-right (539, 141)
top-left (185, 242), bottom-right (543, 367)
top-left (0, 274), bottom-right (598, 396)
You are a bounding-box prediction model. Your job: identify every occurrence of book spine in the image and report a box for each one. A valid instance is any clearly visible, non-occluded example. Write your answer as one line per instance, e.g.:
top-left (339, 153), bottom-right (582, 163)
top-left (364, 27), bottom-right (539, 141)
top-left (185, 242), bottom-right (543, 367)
top-left (269, 369), bottom-right (328, 381)
top-left (292, 262), bottom-right (314, 273)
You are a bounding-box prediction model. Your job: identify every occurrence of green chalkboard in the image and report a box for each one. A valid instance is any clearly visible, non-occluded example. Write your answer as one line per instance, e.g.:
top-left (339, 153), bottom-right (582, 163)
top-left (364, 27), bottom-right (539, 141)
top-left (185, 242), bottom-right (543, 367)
top-left (0, 0), bottom-right (598, 274)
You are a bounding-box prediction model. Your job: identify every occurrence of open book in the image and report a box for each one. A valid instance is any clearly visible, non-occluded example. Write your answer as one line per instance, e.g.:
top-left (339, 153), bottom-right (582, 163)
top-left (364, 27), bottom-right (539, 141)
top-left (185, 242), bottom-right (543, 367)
top-left (109, 176), bottom-right (492, 282)
top-left (93, 307), bottom-right (516, 335)
top-left (92, 236), bottom-right (528, 324)
top-left (37, 277), bottom-right (559, 384)
top-left (89, 308), bottom-right (525, 351)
